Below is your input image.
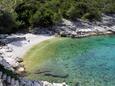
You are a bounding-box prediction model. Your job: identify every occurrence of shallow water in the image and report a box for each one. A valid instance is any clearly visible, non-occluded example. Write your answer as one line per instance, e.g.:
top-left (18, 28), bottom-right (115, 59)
top-left (23, 35), bottom-right (115, 86)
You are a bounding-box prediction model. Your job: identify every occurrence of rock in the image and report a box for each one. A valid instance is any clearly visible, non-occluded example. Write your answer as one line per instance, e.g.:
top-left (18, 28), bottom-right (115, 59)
top-left (0, 72), bottom-right (3, 78)
top-left (0, 57), bottom-right (3, 62)
top-left (34, 69), bottom-right (51, 74)
top-left (15, 80), bottom-right (20, 86)
top-left (12, 62), bottom-right (20, 68)
top-left (2, 74), bottom-right (7, 81)
top-left (0, 79), bottom-right (3, 86)
top-left (15, 58), bottom-right (23, 63)
top-left (44, 72), bottom-right (69, 78)
top-left (0, 41), bottom-right (6, 46)
top-left (5, 47), bottom-right (13, 52)
top-left (33, 81), bottom-right (41, 86)
top-left (11, 78), bottom-right (15, 86)
top-left (7, 76), bottom-right (11, 84)
top-left (59, 31), bottom-right (71, 37)
top-left (74, 82), bottom-right (81, 86)
top-left (0, 47), bottom-right (2, 49)
top-left (16, 67), bottom-right (25, 74)
top-left (42, 81), bottom-right (52, 86)
top-left (53, 82), bottom-right (68, 86)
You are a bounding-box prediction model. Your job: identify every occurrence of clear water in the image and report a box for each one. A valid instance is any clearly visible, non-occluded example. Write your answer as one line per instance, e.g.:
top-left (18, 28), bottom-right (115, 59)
top-left (24, 35), bottom-right (115, 86)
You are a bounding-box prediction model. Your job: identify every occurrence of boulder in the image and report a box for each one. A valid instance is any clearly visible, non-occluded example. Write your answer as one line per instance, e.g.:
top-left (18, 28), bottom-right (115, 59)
top-left (15, 58), bottom-right (23, 63)
top-left (16, 67), bottom-right (25, 74)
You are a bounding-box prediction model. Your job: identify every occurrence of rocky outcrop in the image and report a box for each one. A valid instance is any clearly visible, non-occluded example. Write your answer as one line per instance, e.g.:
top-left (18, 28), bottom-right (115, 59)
top-left (0, 36), bottom-right (26, 45)
top-left (0, 70), bottom-right (67, 86)
top-left (0, 56), bottom-right (14, 71)
top-left (0, 70), bottom-right (42, 86)
top-left (0, 58), bottom-right (68, 86)
top-left (54, 14), bottom-right (115, 38)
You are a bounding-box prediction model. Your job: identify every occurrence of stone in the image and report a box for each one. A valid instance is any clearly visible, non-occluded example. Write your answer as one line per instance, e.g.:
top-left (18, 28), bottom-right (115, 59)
top-left (16, 67), bottom-right (25, 74)
top-left (44, 72), bottom-right (69, 78)
top-left (16, 58), bottom-right (23, 63)
top-left (7, 76), bottom-right (11, 84)
top-left (24, 80), bottom-right (33, 86)
top-left (0, 72), bottom-right (3, 78)
top-left (12, 62), bottom-right (19, 68)
top-left (15, 80), bottom-right (20, 86)
top-left (74, 82), bottom-right (81, 86)
top-left (0, 79), bottom-right (3, 86)
top-left (11, 78), bottom-right (15, 86)
top-left (2, 74), bottom-right (7, 81)
top-left (0, 57), bottom-right (3, 62)
top-left (33, 81), bottom-right (41, 86)
top-left (42, 81), bottom-right (52, 86)
top-left (53, 82), bottom-right (68, 86)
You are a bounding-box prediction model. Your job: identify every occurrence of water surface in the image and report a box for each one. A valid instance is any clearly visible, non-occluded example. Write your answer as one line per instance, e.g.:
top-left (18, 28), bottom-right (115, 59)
top-left (23, 35), bottom-right (115, 86)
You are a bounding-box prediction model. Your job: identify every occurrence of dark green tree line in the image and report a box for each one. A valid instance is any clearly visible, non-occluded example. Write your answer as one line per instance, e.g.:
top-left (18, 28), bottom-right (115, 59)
top-left (0, 0), bottom-right (115, 33)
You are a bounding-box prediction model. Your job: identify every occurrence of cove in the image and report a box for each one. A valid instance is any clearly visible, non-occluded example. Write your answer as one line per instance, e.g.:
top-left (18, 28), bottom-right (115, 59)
top-left (23, 35), bottom-right (115, 86)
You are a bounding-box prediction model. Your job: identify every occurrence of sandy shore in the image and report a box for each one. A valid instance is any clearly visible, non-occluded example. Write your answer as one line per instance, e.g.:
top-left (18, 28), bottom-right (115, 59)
top-left (0, 33), bottom-right (54, 66)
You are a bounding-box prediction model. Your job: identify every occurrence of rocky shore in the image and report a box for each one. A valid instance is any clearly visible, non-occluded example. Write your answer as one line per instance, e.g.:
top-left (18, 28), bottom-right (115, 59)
top-left (0, 34), bottom-right (68, 86)
top-left (0, 14), bottom-right (115, 86)
top-left (54, 14), bottom-right (115, 38)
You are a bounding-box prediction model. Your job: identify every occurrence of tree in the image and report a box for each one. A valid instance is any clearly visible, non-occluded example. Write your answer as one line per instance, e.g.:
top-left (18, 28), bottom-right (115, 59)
top-left (0, 10), bottom-right (17, 33)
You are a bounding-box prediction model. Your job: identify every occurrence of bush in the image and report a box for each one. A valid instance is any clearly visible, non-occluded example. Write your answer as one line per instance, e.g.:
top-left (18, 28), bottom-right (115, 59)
top-left (16, 0), bottom-right (61, 28)
top-left (30, 3), bottom-right (61, 27)
top-left (0, 10), bottom-right (18, 34)
top-left (0, 0), bottom-right (115, 34)
top-left (15, 2), bottom-right (38, 27)
top-left (60, 0), bottom-right (101, 21)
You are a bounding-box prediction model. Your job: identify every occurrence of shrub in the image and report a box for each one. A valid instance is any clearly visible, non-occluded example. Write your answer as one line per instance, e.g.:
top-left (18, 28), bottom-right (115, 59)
top-left (0, 0), bottom-right (115, 34)
top-left (16, 0), bottom-right (61, 28)
top-left (30, 4), bottom-right (61, 27)
top-left (15, 2), bottom-right (38, 28)
top-left (0, 10), bottom-right (18, 34)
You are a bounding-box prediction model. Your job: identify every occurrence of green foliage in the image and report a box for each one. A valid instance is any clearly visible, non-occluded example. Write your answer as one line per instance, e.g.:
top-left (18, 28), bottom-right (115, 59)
top-left (0, 10), bottom-right (18, 34)
top-left (0, 0), bottom-right (115, 33)
top-left (15, 0), bottom-right (61, 27)
top-left (15, 2), bottom-right (38, 27)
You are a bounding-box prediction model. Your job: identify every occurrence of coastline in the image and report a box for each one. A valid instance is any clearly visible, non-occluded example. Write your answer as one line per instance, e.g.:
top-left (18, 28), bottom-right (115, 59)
top-left (0, 31), bottom-right (115, 86)
top-left (0, 14), bottom-right (115, 86)
top-left (0, 33), bottom-right (54, 66)
top-left (0, 28), bottom-right (115, 70)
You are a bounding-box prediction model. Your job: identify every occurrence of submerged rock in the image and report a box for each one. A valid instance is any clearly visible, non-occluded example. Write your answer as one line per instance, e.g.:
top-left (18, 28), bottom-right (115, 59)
top-left (44, 72), bottom-right (69, 78)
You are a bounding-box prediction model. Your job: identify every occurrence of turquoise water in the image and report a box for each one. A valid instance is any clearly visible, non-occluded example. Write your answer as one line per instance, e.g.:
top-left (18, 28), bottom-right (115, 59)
top-left (24, 35), bottom-right (115, 86)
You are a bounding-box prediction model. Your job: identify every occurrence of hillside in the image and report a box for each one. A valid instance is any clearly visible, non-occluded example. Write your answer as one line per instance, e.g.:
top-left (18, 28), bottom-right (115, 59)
top-left (0, 0), bottom-right (115, 34)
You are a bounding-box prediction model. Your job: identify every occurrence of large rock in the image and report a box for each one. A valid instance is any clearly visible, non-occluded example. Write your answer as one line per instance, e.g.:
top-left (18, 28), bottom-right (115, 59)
top-left (15, 58), bottom-right (23, 63)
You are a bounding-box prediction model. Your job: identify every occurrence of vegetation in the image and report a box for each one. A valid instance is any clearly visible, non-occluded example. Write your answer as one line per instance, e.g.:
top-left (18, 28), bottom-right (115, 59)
top-left (0, 0), bottom-right (115, 33)
top-left (0, 64), bottom-right (18, 79)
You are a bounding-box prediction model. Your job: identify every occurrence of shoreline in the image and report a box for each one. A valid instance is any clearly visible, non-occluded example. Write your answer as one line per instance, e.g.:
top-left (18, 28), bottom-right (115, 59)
top-left (0, 31), bottom-right (115, 67)
top-left (0, 33), bottom-right (54, 67)
top-left (56, 27), bottom-right (115, 38)
top-left (0, 32), bottom-right (115, 86)
top-left (0, 33), bottom-right (69, 86)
